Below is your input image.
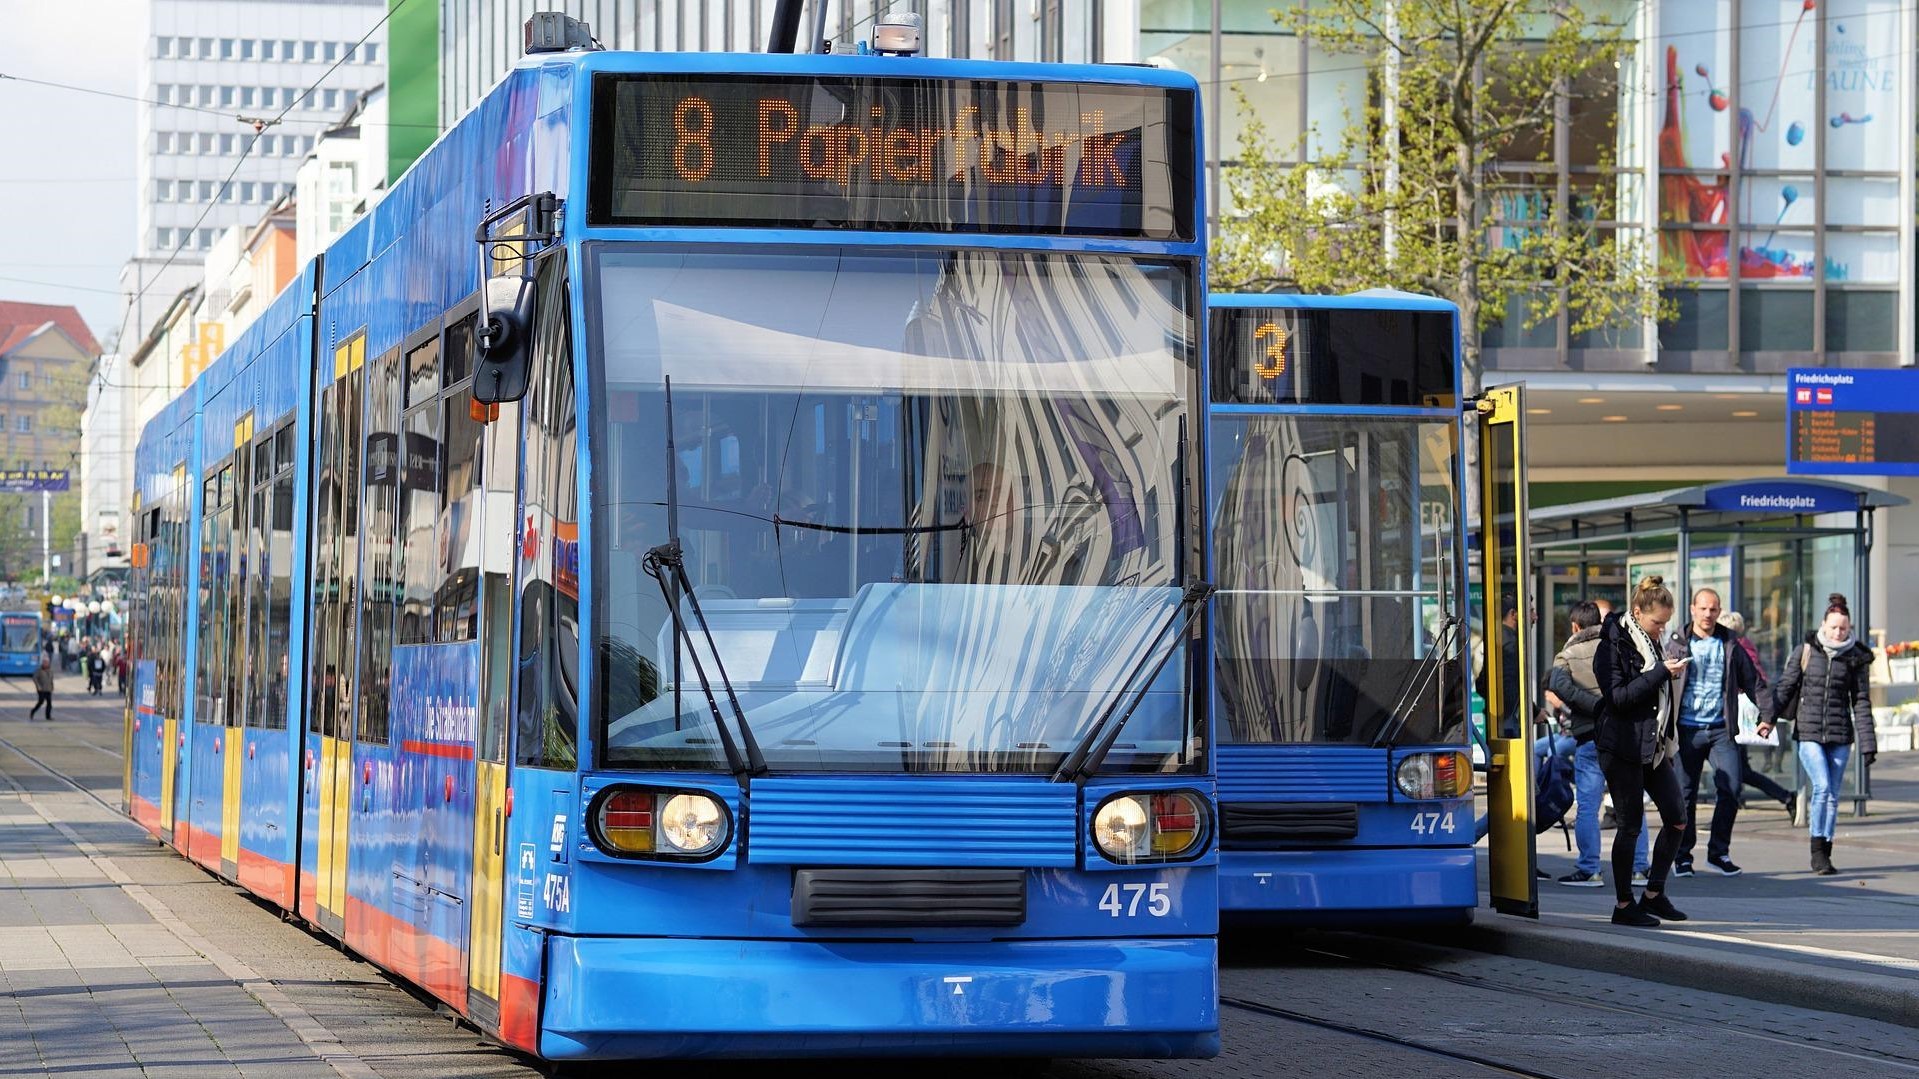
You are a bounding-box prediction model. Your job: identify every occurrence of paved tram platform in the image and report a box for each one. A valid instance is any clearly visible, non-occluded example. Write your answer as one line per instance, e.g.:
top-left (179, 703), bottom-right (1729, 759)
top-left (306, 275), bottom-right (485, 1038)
top-left (5, 670), bottom-right (1919, 1078)
top-left (1438, 751), bottom-right (1919, 1027)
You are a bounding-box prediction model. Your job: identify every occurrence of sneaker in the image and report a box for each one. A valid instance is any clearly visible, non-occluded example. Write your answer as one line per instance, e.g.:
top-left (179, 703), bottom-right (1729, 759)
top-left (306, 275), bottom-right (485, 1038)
top-left (1640, 892), bottom-right (1688, 921)
top-left (1557, 870), bottom-right (1605, 888)
top-left (1535, 868), bottom-right (1552, 880)
top-left (1673, 862), bottom-right (1695, 878)
top-left (1610, 901), bottom-right (1661, 928)
top-left (1707, 855), bottom-right (1743, 876)
top-left (1632, 871), bottom-right (1650, 887)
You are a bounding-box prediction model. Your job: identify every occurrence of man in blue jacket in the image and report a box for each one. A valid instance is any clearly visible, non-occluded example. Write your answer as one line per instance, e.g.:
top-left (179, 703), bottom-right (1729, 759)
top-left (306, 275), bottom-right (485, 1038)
top-left (1665, 588), bottom-right (1773, 876)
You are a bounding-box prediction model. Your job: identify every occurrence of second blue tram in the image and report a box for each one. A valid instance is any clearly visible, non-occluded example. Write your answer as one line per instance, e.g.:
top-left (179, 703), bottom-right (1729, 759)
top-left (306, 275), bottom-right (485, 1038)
top-left (122, 31), bottom-right (1218, 1061)
top-left (0, 611), bottom-right (41, 675)
top-left (1205, 292), bottom-right (1477, 924)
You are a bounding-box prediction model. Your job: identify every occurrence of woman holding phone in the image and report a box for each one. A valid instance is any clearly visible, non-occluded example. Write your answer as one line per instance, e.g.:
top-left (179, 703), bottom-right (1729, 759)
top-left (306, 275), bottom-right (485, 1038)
top-left (1592, 575), bottom-right (1692, 927)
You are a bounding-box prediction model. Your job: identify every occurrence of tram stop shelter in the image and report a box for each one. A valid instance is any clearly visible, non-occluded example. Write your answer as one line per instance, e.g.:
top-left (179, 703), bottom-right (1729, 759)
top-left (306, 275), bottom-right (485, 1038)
top-left (1528, 478), bottom-right (1908, 815)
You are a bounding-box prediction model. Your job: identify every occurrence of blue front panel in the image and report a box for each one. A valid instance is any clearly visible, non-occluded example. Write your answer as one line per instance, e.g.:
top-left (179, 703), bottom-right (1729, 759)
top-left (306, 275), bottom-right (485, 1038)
top-left (746, 776), bottom-right (1080, 868)
top-left (1216, 743), bottom-right (1473, 917)
top-left (540, 935), bottom-right (1218, 1060)
top-left (1216, 743), bottom-right (1384, 801)
top-left (0, 652), bottom-right (36, 676)
top-left (1220, 847), bottom-right (1475, 919)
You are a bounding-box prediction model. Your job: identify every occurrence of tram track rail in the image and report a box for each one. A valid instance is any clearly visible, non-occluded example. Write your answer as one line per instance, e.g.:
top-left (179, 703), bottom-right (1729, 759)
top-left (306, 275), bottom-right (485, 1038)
top-left (1245, 934), bottom-right (1919, 1074)
top-left (1219, 994), bottom-right (1568, 1078)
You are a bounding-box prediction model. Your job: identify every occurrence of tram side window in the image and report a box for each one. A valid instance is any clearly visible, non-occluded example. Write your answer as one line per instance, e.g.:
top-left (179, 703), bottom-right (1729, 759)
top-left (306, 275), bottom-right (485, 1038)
top-left (436, 315), bottom-right (482, 644)
top-left (226, 437), bottom-right (251, 728)
top-left (265, 436), bottom-right (295, 727)
top-left (516, 253), bottom-right (577, 770)
top-left (310, 379), bottom-right (341, 737)
top-left (196, 465), bottom-right (227, 725)
top-left (399, 335), bottom-right (440, 644)
top-left (359, 348), bottom-right (401, 744)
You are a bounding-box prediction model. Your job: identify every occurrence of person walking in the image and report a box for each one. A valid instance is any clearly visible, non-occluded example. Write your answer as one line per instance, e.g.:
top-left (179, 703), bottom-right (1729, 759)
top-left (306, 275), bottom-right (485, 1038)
top-left (115, 646), bottom-right (128, 696)
top-left (86, 645), bottom-right (105, 696)
top-left (1770, 593), bottom-right (1877, 875)
top-left (1664, 588), bottom-right (1773, 877)
top-left (1593, 575), bottom-right (1691, 927)
top-left (1721, 611), bottom-right (1797, 819)
top-left (1550, 599), bottom-right (1649, 888)
top-left (28, 656), bottom-right (53, 720)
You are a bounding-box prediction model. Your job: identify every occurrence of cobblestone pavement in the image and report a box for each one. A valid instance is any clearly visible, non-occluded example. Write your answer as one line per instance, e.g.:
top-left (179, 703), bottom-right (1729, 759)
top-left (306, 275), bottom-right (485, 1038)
top-left (4, 673), bottom-right (1918, 1078)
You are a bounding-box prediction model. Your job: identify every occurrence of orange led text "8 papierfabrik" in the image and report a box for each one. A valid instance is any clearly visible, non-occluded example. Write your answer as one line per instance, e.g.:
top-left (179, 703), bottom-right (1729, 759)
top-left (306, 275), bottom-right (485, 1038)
top-left (668, 96), bottom-right (1133, 190)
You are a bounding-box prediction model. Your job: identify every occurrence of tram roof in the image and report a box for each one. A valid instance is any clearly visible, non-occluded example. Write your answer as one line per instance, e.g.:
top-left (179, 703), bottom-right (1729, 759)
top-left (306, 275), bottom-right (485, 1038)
top-left (1529, 477), bottom-right (1908, 550)
top-left (528, 47), bottom-right (1205, 88)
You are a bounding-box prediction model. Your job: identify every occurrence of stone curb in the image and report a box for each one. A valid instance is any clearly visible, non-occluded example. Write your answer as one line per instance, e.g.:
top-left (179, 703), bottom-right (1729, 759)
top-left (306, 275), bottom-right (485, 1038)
top-left (1386, 914), bottom-right (1919, 1029)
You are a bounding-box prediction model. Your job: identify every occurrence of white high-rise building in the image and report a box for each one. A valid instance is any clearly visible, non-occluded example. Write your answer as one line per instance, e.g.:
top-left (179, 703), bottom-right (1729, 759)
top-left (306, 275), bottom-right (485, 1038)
top-left (121, 0), bottom-right (386, 358)
top-left (136, 0), bottom-right (386, 262)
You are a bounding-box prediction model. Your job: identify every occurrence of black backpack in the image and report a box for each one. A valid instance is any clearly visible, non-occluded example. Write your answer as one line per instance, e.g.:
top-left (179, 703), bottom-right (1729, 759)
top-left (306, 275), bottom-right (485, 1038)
top-left (1534, 728), bottom-right (1576, 836)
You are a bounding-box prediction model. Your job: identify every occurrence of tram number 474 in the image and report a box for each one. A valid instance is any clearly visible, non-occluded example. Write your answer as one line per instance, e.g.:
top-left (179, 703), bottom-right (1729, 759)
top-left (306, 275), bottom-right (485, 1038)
top-left (1098, 882), bottom-right (1172, 918)
top-left (1410, 811), bottom-right (1457, 835)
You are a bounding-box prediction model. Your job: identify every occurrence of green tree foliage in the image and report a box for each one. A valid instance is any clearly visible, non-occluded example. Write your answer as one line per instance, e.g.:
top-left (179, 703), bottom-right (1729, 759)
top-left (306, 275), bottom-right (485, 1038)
top-left (1215, 0), bottom-right (1675, 391)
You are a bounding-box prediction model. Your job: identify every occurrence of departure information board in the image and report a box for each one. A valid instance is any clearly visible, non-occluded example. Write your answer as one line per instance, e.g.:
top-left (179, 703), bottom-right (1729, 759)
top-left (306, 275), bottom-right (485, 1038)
top-left (1786, 368), bottom-right (1919, 476)
top-left (589, 74), bottom-right (1195, 240)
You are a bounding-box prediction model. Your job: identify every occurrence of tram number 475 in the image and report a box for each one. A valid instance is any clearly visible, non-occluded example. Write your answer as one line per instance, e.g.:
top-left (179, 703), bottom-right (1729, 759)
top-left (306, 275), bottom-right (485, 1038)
top-left (1098, 882), bottom-right (1172, 918)
top-left (1410, 811), bottom-right (1457, 835)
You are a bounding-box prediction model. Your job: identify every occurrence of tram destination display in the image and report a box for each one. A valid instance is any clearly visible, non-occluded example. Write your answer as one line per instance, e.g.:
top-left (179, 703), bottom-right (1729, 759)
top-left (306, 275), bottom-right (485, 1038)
top-left (1786, 368), bottom-right (1919, 477)
top-left (590, 74), bottom-right (1194, 240)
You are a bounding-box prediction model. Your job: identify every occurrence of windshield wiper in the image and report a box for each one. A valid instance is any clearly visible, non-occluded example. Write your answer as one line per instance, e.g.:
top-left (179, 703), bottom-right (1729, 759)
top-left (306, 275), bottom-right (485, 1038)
top-left (1052, 576), bottom-right (1214, 785)
top-left (1370, 614), bottom-right (1461, 748)
top-left (643, 376), bottom-right (767, 782)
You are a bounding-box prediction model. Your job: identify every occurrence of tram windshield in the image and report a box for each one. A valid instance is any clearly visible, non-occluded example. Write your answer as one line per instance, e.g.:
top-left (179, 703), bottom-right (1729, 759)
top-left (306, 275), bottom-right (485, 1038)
top-left (1, 616), bottom-right (40, 654)
top-left (588, 246), bottom-right (1198, 774)
top-left (1210, 416), bottom-right (1467, 745)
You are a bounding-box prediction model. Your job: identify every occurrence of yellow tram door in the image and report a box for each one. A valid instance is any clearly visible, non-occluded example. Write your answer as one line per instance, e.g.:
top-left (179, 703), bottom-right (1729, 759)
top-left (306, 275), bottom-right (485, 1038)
top-left (467, 393), bottom-right (522, 1027)
top-left (1476, 384), bottom-right (1537, 917)
top-left (314, 332), bottom-right (366, 936)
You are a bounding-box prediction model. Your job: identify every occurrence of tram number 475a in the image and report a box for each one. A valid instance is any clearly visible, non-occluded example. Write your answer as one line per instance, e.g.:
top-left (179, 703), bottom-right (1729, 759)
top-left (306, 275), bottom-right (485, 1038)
top-left (1098, 882), bottom-right (1172, 918)
top-left (1410, 811), bottom-right (1457, 835)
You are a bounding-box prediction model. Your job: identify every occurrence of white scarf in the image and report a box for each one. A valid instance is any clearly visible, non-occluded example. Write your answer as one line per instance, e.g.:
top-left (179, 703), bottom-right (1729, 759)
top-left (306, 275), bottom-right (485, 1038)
top-left (1622, 614), bottom-right (1677, 763)
top-left (1817, 627), bottom-right (1857, 657)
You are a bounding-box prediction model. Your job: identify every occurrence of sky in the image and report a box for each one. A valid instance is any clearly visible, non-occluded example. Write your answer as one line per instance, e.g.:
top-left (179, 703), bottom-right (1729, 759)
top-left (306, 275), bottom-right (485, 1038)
top-left (0, 1), bottom-right (142, 349)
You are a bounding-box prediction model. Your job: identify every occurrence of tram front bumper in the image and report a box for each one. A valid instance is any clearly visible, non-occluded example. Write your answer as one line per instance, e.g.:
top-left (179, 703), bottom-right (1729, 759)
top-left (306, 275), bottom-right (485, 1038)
top-left (539, 935), bottom-right (1220, 1059)
top-left (1219, 847), bottom-right (1477, 921)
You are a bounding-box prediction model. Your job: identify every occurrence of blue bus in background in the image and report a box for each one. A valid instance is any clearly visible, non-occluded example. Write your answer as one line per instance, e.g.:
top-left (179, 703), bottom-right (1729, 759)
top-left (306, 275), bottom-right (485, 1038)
top-left (0, 612), bottom-right (41, 675)
top-left (123, 16), bottom-right (1218, 1061)
top-left (1205, 292), bottom-right (1483, 925)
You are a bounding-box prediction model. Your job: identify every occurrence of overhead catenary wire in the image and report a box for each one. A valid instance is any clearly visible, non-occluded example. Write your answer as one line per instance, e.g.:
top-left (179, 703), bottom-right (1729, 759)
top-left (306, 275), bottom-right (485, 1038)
top-left (62, 0), bottom-right (415, 484)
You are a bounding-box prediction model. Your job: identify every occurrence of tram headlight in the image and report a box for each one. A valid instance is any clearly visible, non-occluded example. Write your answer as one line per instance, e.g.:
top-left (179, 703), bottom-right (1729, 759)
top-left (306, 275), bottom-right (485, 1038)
top-left (1396, 751), bottom-right (1474, 800)
top-left (588, 786), bottom-right (732, 861)
top-left (1091, 790), bottom-right (1210, 864)
top-left (658, 792), bottom-right (727, 856)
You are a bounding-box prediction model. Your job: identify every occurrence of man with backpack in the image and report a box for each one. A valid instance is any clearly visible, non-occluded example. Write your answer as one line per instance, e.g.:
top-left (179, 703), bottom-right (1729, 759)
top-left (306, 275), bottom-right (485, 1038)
top-left (1549, 600), bottom-right (1649, 888)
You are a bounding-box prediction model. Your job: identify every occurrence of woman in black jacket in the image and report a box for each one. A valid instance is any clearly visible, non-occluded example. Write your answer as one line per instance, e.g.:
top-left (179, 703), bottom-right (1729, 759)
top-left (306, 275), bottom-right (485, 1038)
top-left (1770, 593), bottom-right (1877, 874)
top-left (1591, 575), bottom-right (1692, 927)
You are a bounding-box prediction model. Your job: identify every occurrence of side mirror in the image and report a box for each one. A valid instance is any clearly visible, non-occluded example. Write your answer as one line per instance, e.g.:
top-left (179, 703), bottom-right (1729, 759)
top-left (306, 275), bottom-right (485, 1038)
top-left (474, 275), bottom-right (535, 404)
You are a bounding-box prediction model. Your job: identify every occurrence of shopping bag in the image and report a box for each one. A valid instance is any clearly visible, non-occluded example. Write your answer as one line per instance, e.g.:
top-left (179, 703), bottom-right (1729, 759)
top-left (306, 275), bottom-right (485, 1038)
top-left (1734, 695), bottom-right (1778, 746)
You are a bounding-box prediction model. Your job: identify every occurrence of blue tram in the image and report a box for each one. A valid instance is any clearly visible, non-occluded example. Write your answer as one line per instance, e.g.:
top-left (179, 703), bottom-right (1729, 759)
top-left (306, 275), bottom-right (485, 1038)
top-left (0, 611), bottom-right (42, 675)
top-left (122, 26), bottom-right (1219, 1061)
top-left (1204, 292), bottom-right (1479, 925)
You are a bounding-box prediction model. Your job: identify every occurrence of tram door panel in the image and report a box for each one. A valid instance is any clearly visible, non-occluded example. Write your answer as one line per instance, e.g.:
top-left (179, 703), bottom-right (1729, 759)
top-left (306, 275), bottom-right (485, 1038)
top-left (468, 386), bottom-right (519, 1022)
top-left (1476, 385), bottom-right (1537, 917)
top-left (308, 333), bottom-right (364, 935)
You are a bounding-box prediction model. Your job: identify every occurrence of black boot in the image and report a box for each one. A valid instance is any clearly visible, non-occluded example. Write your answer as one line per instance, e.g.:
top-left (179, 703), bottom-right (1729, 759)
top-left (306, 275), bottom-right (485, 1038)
top-left (1811, 836), bottom-right (1835, 875)
top-left (1818, 837), bottom-right (1840, 876)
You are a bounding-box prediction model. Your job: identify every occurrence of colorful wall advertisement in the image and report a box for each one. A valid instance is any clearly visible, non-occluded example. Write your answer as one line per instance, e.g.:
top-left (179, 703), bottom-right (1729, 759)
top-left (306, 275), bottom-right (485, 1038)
top-left (1658, 0), bottom-right (1902, 282)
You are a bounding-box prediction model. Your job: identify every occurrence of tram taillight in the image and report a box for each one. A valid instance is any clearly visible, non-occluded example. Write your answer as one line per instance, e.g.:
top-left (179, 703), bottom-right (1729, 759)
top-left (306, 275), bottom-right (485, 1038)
top-left (588, 786), bottom-right (733, 861)
top-left (1091, 790), bottom-right (1210, 864)
top-left (1395, 752), bottom-right (1474, 801)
